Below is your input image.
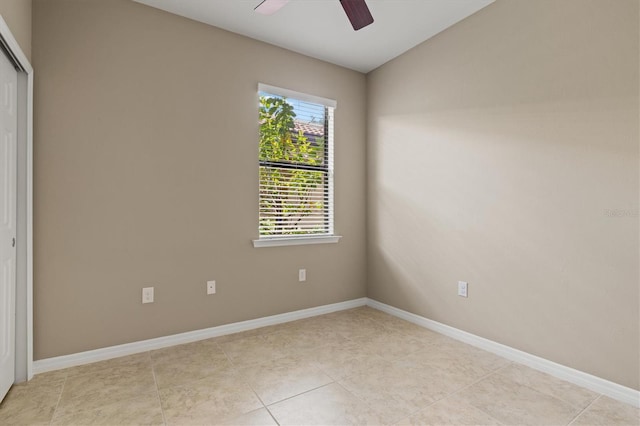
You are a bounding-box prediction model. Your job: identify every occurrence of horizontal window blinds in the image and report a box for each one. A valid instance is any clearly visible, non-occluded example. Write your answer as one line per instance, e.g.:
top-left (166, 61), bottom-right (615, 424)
top-left (258, 85), bottom-right (335, 238)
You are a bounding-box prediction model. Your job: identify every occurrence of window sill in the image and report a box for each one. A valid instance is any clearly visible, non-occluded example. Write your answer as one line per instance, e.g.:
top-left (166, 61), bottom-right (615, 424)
top-left (252, 235), bottom-right (342, 248)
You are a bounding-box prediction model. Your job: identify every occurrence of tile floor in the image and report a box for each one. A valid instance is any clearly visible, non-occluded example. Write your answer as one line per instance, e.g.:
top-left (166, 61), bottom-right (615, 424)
top-left (0, 307), bottom-right (638, 425)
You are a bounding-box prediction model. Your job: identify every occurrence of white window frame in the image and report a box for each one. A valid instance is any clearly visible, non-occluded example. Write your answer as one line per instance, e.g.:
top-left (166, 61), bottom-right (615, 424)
top-left (253, 84), bottom-right (341, 248)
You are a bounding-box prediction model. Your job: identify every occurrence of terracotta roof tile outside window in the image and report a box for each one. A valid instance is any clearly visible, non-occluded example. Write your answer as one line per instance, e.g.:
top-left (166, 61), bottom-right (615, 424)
top-left (294, 121), bottom-right (324, 137)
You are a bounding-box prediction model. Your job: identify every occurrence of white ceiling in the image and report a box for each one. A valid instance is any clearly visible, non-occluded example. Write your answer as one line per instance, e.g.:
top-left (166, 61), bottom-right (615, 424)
top-left (133, 0), bottom-right (494, 73)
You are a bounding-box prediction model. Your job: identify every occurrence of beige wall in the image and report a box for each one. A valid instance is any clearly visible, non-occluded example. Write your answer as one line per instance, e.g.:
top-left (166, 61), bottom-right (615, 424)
top-left (367, 0), bottom-right (639, 390)
top-left (32, 0), bottom-right (367, 359)
top-left (0, 0), bottom-right (31, 61)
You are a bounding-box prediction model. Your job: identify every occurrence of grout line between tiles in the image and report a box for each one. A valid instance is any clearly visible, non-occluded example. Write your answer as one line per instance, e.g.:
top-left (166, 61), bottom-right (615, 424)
top-left (216, 338), bottom-right (293, 371)
top-left (434, 360), bottom-right (594, 426)
top-left (416, 368), bottom-right (507, 425)
top-left (218, 339), bottom-right (284, 425)
top-left (394, 366), bottom-right (503, 425)
top-left (493, 364), bottom-right (603, 416)
top-left (264, 405), bottom-right (281, 426)
top-left (442, 362), bottom-right (506, 398)
top-left (48, 372), bottom-right (68, 426)
top-left (264, 380), bottom-right (337, 408)
top-left (216, 336), bottom-right (322, 425)
top-left (566, 394), bottom-right (602, 426)
top-left (240, 371), bottom-right (282, 425)
top-left (215, 340), bottom-right (235, 367)
top-left (150, 351), bottom-right (168, 426)
top-left (332, 380), bottom-right (399, 425)
top-left (161, 340), bottom-right (278, 426)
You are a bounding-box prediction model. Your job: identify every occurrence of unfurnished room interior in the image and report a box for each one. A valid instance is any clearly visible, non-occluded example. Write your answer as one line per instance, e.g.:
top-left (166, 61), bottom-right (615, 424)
top-left (0, 0), bottom-right (638, 425)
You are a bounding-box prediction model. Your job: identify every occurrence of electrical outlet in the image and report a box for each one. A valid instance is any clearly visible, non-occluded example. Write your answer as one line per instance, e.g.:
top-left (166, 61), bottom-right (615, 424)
top-left (207, 280), bottom-right (216, 295)
top-left (142, 287), bottom-right (154, 304)
top-left (298, 269), bottom-right (306, 282)
top-left (457, 281), bottom-right (468, 298)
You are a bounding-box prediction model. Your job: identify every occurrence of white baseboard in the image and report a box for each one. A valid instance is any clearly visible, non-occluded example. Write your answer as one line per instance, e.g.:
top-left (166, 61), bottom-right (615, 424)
top-left (366, 298), bottom-right (640, 408)
top-left (33, 297), bottom-right (367, 374)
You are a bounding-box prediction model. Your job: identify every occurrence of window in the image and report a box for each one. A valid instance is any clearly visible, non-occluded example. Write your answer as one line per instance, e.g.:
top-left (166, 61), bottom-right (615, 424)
top-left (254, 84), bottom-right (340, 247)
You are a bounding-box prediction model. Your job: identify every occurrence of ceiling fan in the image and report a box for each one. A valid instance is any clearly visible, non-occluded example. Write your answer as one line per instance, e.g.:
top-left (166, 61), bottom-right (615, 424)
top-left (254, 0), bottom-right (374, 31)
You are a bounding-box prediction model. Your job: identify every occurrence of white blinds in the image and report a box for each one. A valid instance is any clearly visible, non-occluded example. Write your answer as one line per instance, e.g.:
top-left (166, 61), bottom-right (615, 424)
top-left (258, 85), bottom-right (335, 238)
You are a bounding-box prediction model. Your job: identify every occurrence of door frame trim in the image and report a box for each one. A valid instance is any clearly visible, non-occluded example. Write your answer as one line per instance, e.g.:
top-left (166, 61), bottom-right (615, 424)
top-left (0, 15), bottom-right (33, 381)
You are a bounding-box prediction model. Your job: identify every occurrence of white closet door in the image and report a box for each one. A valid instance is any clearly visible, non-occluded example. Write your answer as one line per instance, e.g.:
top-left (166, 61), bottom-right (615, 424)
top-left (0, 48), bottom-right (17, 402)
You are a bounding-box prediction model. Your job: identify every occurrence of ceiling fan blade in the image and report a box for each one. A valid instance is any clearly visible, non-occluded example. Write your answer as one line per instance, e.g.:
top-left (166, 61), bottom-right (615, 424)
top-left (254, 0), bottom-right (290, 16)
top-left (339, 0), bottom-right (374, 31)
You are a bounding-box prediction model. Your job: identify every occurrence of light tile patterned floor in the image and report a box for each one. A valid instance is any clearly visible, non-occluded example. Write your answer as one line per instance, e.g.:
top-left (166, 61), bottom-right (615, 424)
top-left (1, 307), bottom-right (638, 425)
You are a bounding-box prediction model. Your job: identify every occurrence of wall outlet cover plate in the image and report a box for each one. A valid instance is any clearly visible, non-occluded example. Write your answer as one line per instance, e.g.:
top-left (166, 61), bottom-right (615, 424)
top-left (457, 281), bottom-right (468, 298)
